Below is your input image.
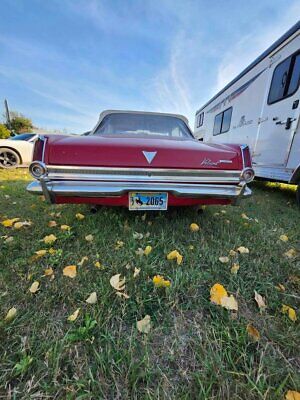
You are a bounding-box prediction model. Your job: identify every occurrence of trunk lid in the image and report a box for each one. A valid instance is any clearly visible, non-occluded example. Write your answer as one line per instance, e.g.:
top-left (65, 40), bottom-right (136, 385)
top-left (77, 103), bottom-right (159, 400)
top-left (45, 134), bottom-right (241, 170)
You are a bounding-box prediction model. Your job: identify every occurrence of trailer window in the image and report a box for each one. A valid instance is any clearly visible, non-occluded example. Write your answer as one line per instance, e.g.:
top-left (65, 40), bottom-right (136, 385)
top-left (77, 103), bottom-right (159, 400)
top-left (213, 107), bottom-right (232, 135)
top-left (196, 112), bottom-right (204, 128)
top-left (268, 51), bottom-right (300, 104)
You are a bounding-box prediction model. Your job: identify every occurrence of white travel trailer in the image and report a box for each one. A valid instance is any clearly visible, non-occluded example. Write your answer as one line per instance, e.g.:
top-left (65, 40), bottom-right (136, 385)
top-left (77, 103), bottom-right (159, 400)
top-left (194, 21), bottom-right (300, 203)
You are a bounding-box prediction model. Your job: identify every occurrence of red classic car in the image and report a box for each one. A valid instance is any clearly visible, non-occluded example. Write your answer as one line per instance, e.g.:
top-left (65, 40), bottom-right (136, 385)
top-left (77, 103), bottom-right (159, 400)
top-left (27, 110), bottom-right (254, 210)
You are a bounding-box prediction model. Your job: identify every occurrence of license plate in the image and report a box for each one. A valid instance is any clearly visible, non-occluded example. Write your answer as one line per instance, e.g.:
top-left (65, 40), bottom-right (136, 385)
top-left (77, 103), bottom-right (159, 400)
top-left (129, 192), bottom-right (168, 211)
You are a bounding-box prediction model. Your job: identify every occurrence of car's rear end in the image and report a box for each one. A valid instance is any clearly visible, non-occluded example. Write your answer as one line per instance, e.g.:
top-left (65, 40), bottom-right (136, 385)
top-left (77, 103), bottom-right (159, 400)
top-left (27, 111), bottom-right (254, 210)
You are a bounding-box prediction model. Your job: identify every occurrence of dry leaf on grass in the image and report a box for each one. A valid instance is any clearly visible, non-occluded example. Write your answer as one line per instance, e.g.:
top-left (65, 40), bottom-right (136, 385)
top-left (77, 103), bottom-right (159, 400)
top-left (284, 249), bottom-right (297, 259)
top-left (190, 223), bottom-right (200, 232)
top-left (210, 283), bottom-right (228, 305)
top-left (144, 245), bottom-right (152, 255)
top-left (76, 213), bottom-right (85, 220)
top-left (44, 267), bottom-right (54, 276)
top-left (246, 324), bottom-right (260, 341)
top-left (110, 274), bottom-right (125, 291)
top-left (5, 307), bottom-right (17, 321)
top-left (133, 232), bottom-right (143, 240)
top-left (68, 308), bottom-right (80, 322)
top-left (133, 267), bottom-right (141, 278)
top-left (86, 292), bottom-right (97, 304)
top-left (280, 234), bottom-right (289, 242)
top-left (116, 292), bottom-right (130, 299)
top-left (137, 315), bottom-right (151, 333)
top-left (29, 281), bottom-right (39, 293)
top-left (231, 263), bottom-right (240, 274)
top-left (220, 295), bottom-right (238, 311)
top-left (43, 234), bottom-right (57, 245)
top-left (78, 256), bottom-right (89, 266)
top-left (285, 390), bottom-right (300, 400)
top-left (63, 265), bottom-right (77, 278)
top-left (229, 250), bottom-right (237, 257)
top-left (282, 304), bottom-right (297, 322)
top-left (219, 256), bottom-right (229, 263)
top-left (237, 246), bottom-right (249, 254)
top-left (61, 225), bottom-right (71, 231)
top-left (254, 290), bottom-right (266, 311)
top-left (1, 218), bottom-right (20, 227)
top-left (14, 221), bottom-right (32, 229)
top-left (48, 220), bottom-right (57, 227)
top-left (167, 250), bottom-right (183, 265)
top-left (241, 213), bottom-right (250, 220)
top-left (153, 275), bottom-right (171, 288)
top-left (85, 234), bottom-right (94, 242)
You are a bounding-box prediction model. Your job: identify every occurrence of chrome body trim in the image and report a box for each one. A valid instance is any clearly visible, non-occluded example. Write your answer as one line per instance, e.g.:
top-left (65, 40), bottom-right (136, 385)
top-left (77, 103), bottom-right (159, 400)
top-left (39, 165), bottom-right (242, 183)
top-left (27, 163), bottom-right (252, 205)
top-left (27, 180), bottom-right (251, 200)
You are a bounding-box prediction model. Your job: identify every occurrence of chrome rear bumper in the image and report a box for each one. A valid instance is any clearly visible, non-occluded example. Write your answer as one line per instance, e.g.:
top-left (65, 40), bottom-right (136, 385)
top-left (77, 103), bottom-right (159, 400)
top-left (27, 179), bottom-right (251, 203)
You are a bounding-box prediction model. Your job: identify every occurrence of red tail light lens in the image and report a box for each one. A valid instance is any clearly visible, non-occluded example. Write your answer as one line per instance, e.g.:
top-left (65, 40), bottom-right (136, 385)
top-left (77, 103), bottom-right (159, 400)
top-left (241, 145), bottom-right (252, 168)
top-left (32, 136), bottom-right (45, 161)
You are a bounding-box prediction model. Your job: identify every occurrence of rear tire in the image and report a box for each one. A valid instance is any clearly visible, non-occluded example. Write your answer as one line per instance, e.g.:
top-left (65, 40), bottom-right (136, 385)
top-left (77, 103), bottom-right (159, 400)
top-left (0, 148), bottom-right (21, 168)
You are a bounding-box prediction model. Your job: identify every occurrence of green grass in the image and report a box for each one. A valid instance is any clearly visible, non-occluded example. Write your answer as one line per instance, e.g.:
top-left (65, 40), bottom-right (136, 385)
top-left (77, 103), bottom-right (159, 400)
top-left (0, 169), bottom-right (299, 399)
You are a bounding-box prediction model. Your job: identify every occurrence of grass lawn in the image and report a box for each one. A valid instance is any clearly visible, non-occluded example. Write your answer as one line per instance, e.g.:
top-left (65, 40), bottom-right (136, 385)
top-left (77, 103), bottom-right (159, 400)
top-left (0, 169), bottom-right (299, 399)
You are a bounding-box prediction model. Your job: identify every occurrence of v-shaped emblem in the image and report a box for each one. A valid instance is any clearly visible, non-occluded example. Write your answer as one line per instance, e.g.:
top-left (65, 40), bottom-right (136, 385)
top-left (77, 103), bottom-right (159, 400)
top-left (142, 151), bottom-right (157, 164)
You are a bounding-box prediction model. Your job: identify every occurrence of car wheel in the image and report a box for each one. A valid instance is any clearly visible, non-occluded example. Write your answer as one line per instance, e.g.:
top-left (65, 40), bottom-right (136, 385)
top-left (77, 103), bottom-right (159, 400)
top-left (0, 147), bottom-right (21, 168)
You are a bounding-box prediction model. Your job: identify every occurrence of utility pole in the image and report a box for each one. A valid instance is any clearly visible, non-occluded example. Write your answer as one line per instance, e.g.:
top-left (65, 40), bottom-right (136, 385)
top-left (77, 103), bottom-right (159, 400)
top-left (4, 99), bottom-right (11, 130)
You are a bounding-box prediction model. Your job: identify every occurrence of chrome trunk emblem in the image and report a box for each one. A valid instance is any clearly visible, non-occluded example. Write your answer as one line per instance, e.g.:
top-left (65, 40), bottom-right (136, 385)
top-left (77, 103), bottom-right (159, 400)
top-left (142, 151), bottom-right (157, 164)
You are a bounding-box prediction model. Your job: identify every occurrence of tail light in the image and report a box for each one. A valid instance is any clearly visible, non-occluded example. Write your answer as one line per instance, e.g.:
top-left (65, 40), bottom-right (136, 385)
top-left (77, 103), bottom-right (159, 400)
top-left (32, 136), bottom-right (46, 161)
top-left (241, 145), bottom-right (252, 168)
top-left (240, 145), bottom-right (254, 183)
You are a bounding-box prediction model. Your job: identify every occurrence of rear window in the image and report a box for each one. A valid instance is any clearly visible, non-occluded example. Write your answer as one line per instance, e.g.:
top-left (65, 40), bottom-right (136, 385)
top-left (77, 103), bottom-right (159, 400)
top-left (93, 113), bottom-right (193, 138)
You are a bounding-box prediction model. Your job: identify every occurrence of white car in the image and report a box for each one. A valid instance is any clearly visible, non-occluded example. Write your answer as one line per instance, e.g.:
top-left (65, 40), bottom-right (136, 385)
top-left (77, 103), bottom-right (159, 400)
top-left (0, 133), bottom-right (38, 168)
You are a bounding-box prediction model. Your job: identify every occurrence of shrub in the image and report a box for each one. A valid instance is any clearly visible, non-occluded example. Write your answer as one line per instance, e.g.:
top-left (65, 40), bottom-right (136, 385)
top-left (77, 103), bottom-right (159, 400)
top-left (0, 124), bottom-right (10, 139)
top-left (6, 112), bottom-right (33, 134)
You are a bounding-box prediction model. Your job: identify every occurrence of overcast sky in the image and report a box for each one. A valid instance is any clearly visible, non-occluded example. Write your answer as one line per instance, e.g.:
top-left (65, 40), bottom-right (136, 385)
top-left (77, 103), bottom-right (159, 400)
top-left (0, 0), bottom-right (299, 133)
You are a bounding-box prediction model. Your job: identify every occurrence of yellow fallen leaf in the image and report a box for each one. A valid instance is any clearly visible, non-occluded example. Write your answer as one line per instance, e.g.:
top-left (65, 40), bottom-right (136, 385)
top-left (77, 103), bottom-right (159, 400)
top-left (241, 213), bottom-right (249, 220)
top-left (153, 275), bottom-right (171, 288)
top-left (220, 295), bottom-right (238, 311)
top-left (285, 390), bottom-right (300, 400)
top-left (210, 283), bottom-right (228, 305)
top-left (86, 292), bottom-right (97, 304)
top-left (78, 256), bottom-right (88, 266)
top-left (116, 291), bottom-right (130, 299)
top-left (48, 247), bottom-right (56, 255)
top-left (137, 315), bottom-right (151, 333)
top-left (133, 267), bottom-right (141, 278)
top-left (110, 274), bottom-right (125, 291)
top-left (284, 248), bottom-right (297, 259)
top-left (229, 250), bottom-right (237, 257)
top-left (237, 246), bottom-right (249, 254)
top-left (76, 213), bottom-right (85, 220)
top-left (29, 281), bottom-right (40, 293)
top-left (254, 290), bottom-right (266, 311)
top-left (48, 220), bottom-right (57, 227)
top-left (190, 223), bottom-right (200, 232)
top-left (219, 256), bottom-right (229, 263)
top-left (189, 245), bottom-right (194, 250)
top-left (94, 261), bottom-right (102, 269)
top-left (61, 224), bottom-right (71, 231)
top-left (43, 234), bottom-right (57, 245)
top-left (35, 249), bottom-right (47, 257)
top-left (231, 263), bottom-right (240, 274)
top-left (280, 234), bottom-right (289, 242)
top-left (282, 304), bottom-right (297, 322)
top-left (115, 240), bottom-right (124, 249)
top-left (44, 267), bottom-right (54, 276)
top-left (85, 234), bottom-right (94, 242)
top-left (14, 221), bottom-right (32, 229)
top-left (167, 250), bottom-right (183, 265)
top-left (5, 307), bottom-right (17, 321)
top-left (275, 283), bottom-right (285, 291)
top-left (68, 308), bottom-right (80, 322)
top-left (246, 323), bottom-right (260, 341)
top-left (144, 245), bottom-right (152, 256)
top-left (63, 265), bottom-right (77, 278)
top-left (1, 218), bottom-right (20, 227)
top-left (5, 236), bottom-right (14, 244)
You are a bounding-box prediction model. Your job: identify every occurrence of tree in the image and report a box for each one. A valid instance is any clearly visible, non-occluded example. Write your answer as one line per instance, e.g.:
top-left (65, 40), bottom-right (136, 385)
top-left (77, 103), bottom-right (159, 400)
top-left (6, 111), bottom-right (33, 134)
top-left (0, 123), bottom-right (10, 139)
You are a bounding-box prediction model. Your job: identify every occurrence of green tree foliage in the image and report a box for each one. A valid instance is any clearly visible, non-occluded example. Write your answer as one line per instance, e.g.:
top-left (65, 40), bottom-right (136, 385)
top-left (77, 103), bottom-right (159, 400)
top-left (6, 111), bottom-right (33, 134)
top-left (0, 123), bottom-right (10, 139)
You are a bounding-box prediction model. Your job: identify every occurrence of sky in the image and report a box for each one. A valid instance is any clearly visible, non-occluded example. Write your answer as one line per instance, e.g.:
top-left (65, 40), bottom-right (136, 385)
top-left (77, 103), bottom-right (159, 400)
top-left (0, 0), bottom-right (299, 134)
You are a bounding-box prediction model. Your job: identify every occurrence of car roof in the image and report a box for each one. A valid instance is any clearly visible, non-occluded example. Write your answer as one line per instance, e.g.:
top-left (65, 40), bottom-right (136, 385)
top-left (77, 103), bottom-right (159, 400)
top-left (98, 110), bottom-right (189, 125)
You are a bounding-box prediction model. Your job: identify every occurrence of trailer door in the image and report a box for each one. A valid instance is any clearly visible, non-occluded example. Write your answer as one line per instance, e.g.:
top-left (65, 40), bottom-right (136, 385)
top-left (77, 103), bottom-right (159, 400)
top-left (255, 42), bottom-right (300, 166)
